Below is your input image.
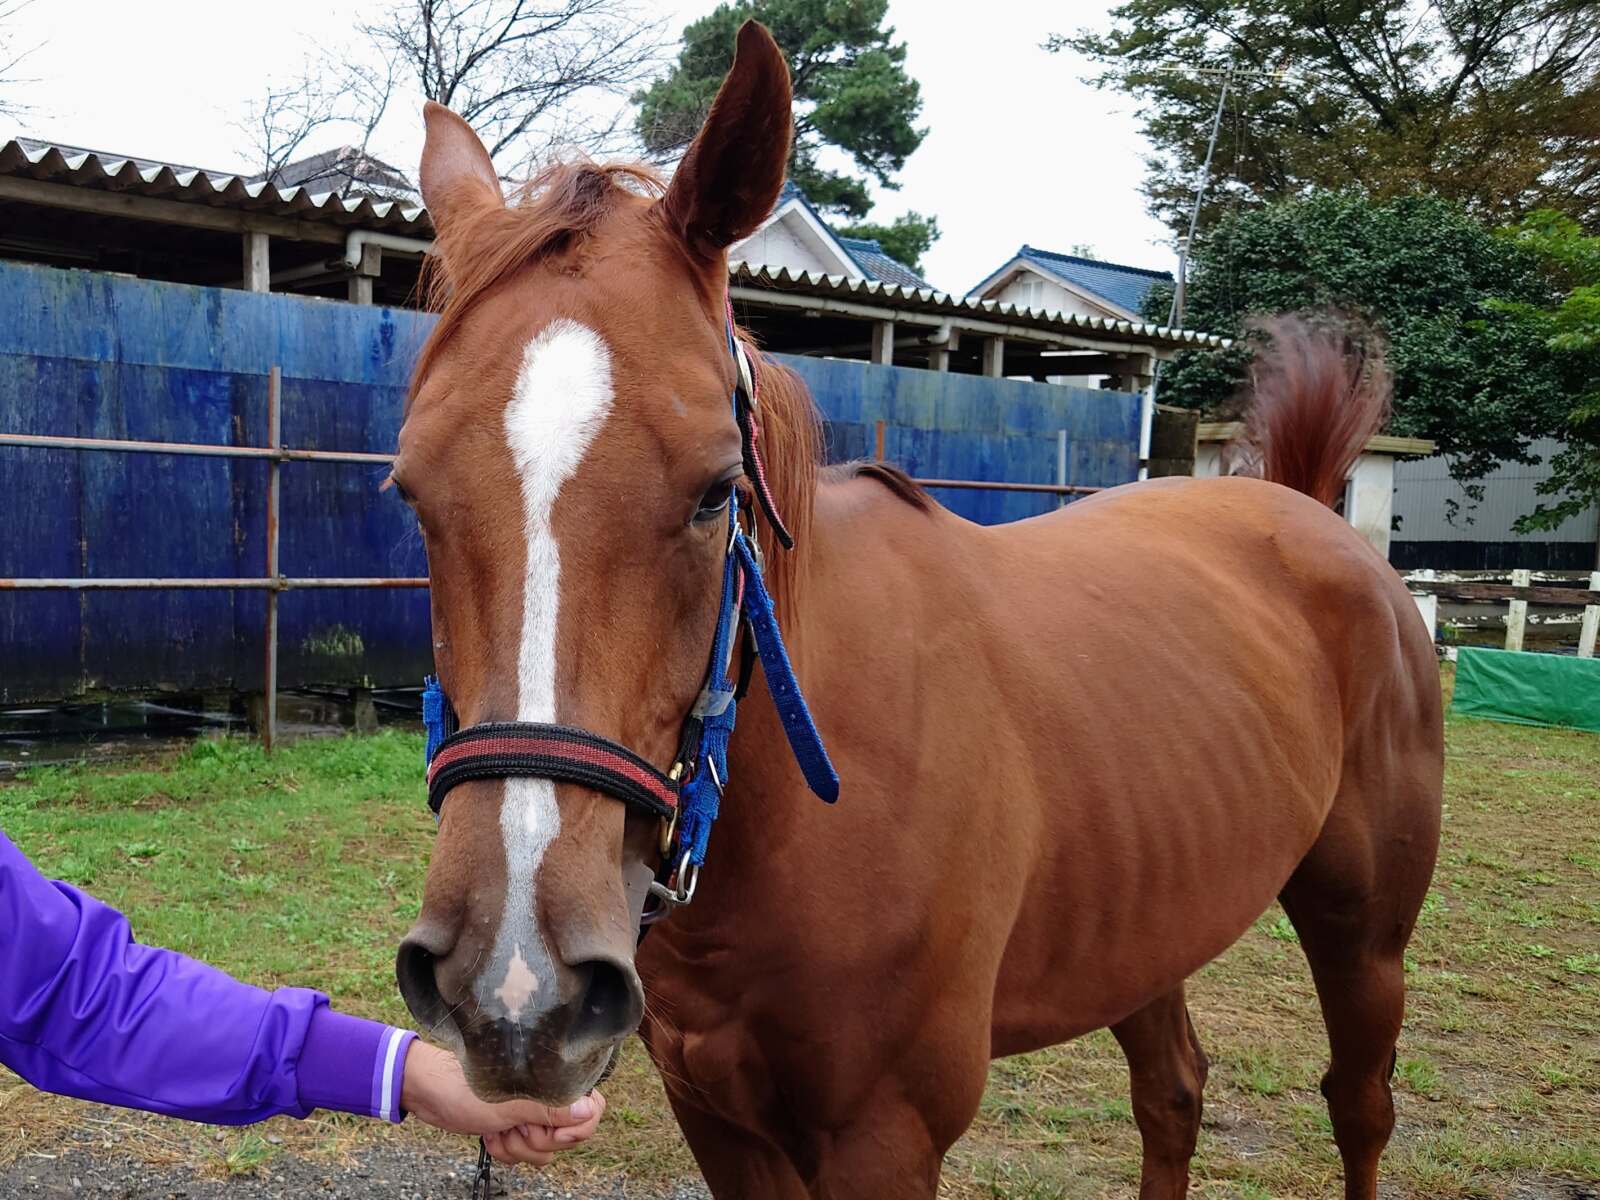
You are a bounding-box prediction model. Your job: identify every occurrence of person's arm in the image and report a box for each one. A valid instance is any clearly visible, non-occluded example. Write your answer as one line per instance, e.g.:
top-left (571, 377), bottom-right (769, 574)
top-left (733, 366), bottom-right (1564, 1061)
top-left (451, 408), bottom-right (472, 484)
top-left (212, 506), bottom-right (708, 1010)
top-left (0, 827), bottom-right (606, 1161)
top-left (0, 828), bottom-right (413, 1125)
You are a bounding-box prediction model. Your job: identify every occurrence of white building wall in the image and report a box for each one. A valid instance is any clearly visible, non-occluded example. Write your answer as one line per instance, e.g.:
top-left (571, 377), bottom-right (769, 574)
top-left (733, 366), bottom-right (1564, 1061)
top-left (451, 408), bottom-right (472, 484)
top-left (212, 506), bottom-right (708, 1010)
top-left (730, 216), bottom-right (833, 277)
top-left (1392, 436), bottom-right (1600, 545)
top-left (991, 271), bottom-right (1108, 320)
top-left (1346, 454), bottom-right (1395, 559)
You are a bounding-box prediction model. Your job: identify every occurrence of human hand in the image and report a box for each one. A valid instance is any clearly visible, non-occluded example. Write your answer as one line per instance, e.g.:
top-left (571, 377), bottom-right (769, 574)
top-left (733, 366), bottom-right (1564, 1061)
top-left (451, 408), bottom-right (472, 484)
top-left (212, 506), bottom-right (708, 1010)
top-left (398, 1039), bottom-right (606, 1166)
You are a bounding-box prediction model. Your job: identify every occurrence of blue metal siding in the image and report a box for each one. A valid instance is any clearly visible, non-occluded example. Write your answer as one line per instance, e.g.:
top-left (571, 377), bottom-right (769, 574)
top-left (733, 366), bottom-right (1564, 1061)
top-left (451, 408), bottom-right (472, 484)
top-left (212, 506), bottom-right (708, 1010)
top-left (1, 261), bottom-right (1140, 701)
top-left (0, 261), bottom-right (432, 701)
top-left (778, 356), bottom-right (1139, 525)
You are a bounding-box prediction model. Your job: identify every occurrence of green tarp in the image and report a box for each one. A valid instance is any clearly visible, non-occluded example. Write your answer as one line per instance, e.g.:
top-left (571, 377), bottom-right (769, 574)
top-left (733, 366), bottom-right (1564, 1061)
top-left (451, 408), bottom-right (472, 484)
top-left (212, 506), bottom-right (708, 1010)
top-left (1452, 646), bottom-right (1600, 733)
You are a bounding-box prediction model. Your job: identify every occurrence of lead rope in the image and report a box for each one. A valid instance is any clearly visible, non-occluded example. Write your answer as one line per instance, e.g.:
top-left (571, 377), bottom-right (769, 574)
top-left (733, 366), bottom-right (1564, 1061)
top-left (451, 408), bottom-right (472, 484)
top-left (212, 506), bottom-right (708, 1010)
top-left (470, 1138), bottom-right (491, 1199)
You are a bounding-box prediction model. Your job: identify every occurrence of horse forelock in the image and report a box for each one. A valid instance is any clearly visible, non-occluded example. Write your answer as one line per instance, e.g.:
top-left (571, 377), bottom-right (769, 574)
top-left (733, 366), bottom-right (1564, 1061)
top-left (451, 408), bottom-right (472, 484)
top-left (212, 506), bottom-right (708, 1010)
top-left (406, 173), bottom-right (829, 621)
top-left (407, 159), bottom-right (666, 417)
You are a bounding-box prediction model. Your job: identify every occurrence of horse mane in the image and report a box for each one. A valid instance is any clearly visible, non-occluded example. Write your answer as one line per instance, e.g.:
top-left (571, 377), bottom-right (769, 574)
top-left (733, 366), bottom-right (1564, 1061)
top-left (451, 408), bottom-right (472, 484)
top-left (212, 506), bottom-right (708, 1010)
top-left (823, 461), bottom-right (932, 510)
top-left (1223, 313), bottom-right (1391, 509)
top-left (738, 347), bottom-right (821, 608)
top-left (408, 158), bottom-right (666, 408)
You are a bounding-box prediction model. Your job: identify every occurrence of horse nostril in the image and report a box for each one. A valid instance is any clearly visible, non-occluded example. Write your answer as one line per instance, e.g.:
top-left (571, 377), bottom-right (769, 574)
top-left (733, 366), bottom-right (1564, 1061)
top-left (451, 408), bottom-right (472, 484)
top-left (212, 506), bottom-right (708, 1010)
top-left (569, 957), bottom-right (644, 1045)
top-left (396, 934), bottom-right (452, 1033)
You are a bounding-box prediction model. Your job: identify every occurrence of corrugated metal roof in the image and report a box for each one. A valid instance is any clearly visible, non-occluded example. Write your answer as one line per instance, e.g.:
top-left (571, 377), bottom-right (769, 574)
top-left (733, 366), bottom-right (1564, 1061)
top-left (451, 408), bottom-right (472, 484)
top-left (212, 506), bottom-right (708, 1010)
top-left (730, 262), bottom-right (1228, 351)
top-left (1, 137), bottom-right (431, 236)
top-left (2, 139), bottom-right (1227, 350)
top-left (1393, 437), bottom-right (1600, 543)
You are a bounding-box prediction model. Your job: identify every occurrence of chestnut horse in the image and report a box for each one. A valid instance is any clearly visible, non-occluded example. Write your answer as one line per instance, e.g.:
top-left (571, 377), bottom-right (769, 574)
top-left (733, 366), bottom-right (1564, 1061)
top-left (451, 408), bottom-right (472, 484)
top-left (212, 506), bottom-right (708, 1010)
top-left (392, 22), bottom-right (1442, 1199)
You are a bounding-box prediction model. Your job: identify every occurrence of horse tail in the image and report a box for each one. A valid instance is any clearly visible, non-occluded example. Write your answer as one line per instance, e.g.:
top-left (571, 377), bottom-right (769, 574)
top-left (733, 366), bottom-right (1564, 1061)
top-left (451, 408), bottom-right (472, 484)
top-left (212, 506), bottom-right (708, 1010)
top-left (1223, 313), bottom-right (1391, 509)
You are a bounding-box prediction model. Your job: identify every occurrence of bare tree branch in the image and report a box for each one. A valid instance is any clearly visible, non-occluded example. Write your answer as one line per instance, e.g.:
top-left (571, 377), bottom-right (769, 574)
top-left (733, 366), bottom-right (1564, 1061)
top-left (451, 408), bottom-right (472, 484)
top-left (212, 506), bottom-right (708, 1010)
top-left (0, 0), bottom-right (43, 120)
top-left (364, 0), bottom-right (667, 165)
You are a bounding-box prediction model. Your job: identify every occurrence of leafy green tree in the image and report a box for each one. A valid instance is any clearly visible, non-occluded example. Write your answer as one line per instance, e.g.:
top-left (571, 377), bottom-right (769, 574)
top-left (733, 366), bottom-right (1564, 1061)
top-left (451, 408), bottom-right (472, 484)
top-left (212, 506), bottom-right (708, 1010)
top-left (833, 211), bottom-right (939, 272)
top-left (1146, 192), bottom-right (1569, 497)
top-left (1059, 1), bottom-right (1600, 234)
top-left (634, 0), bottom-right (927, 224)
top-left (1497, 212), bottom-right (1600, 531)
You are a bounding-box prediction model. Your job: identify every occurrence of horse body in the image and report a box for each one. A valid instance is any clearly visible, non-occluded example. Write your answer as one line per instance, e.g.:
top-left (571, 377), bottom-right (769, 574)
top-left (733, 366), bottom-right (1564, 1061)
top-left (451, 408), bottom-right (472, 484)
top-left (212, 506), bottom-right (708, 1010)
top-left (640, 470), bottom-right (1441, 1197)
top-left (395, 22), bottom-right (1441, 1198)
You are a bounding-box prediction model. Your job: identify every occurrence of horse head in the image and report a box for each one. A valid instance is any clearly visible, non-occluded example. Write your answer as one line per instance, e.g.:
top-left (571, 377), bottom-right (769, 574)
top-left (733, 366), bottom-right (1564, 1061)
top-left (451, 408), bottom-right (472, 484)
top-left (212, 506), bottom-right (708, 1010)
top-left (393, 22), bottom-right (795, 1102)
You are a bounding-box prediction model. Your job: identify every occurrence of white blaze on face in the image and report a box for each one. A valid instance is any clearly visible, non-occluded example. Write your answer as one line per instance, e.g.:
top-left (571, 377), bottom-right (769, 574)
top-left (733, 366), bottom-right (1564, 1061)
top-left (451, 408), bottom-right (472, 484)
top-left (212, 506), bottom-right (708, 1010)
top-left (484, 318), bottom-right (614, 1022)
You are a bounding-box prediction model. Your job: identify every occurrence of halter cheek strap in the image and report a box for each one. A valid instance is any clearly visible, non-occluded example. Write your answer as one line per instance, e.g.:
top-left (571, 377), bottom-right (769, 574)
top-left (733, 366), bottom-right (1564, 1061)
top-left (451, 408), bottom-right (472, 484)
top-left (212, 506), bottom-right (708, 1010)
top-left (730, 317), bottom-right (793, 549)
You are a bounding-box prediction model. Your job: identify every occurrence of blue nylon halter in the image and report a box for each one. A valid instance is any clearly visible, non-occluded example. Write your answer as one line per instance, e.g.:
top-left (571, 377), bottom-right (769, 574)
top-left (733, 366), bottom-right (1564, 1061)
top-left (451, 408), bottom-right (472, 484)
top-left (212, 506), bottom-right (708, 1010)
top-left (421, 320), bottom-right (836, 877)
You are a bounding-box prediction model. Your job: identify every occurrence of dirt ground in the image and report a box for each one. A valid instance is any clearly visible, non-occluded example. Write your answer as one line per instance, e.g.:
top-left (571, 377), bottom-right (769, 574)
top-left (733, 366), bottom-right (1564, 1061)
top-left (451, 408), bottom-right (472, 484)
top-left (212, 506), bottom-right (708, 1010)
top-left (0, 1125), bottom-right (710, 1199)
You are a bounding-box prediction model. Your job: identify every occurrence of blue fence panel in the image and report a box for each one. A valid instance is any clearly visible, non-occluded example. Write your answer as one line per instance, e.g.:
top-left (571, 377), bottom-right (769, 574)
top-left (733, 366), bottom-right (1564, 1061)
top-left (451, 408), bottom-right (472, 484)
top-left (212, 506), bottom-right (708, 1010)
top-left (0, 261), bottom-right (433, 701)
top-left (0, 262), bottom-right (1141, 702)
top-left (776, 356), bottom-right (1140, 524)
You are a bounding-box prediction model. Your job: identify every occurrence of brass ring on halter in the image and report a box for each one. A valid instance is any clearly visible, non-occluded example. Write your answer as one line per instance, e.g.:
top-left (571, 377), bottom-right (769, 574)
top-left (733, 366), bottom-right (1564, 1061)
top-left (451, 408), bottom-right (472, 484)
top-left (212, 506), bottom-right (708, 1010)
top-left (659, 808), bottom-right (678, 857)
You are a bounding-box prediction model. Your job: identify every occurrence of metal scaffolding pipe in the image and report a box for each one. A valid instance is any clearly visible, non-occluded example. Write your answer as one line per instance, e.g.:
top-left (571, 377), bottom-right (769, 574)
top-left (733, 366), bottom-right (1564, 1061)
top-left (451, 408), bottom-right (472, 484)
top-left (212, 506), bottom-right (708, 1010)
top-left (0, 431), bottom-right (395, 465)
top-left (0, 577), bottom-right (430, 590)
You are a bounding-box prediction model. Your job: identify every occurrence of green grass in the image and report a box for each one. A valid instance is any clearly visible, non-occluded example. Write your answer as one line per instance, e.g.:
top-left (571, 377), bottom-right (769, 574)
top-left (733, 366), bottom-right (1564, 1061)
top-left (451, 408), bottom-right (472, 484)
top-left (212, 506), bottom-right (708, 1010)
top-left (0, 733), bottom-right (430, 1023)
top-left (3, 669), bottom-right (1599, 1198)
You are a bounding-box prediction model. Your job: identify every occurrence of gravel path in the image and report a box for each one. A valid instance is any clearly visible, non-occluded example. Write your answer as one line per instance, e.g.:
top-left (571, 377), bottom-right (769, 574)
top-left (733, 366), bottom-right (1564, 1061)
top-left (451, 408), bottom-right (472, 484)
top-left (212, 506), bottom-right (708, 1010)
top-left (0, 1139), bottom-right (709, 1200)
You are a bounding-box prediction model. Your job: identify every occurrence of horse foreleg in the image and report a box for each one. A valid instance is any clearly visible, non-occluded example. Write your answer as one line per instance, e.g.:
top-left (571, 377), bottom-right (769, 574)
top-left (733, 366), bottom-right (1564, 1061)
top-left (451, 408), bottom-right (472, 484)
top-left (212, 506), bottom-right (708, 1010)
top-left (666, 1096), bottom-right (809, 1199)
top-left (804, 1094), bottom-right (946, 1200)
top-left (1110, 985), bottom-right (1210, 1199)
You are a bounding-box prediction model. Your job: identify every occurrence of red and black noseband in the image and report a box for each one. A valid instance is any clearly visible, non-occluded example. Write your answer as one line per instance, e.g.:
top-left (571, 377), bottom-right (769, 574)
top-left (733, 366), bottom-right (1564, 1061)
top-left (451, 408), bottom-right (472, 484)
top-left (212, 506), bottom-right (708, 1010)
top-left (425, 718), bottom-right (678, 821)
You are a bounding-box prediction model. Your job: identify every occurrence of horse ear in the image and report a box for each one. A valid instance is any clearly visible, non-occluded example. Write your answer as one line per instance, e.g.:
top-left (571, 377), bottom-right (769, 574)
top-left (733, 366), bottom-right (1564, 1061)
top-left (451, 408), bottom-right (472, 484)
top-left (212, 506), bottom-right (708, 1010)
top-left (419, 101), bottom-right (503, 237)
top-left (658, 20), bottom-right (792, 259)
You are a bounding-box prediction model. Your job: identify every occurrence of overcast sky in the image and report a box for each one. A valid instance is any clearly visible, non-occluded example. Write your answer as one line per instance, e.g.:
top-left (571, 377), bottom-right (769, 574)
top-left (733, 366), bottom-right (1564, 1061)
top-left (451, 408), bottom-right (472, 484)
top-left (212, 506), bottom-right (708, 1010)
top-left (4, 0), bottom-right (1176, 294)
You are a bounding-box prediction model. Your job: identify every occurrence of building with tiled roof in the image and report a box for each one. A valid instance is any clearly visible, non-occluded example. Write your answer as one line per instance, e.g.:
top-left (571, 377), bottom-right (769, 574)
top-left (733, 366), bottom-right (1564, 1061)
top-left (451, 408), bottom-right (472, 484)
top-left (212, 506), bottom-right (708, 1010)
top-left (729, 181), bottom-right (931, 289)
top-left (969, 245), bottom-right (1173, 323)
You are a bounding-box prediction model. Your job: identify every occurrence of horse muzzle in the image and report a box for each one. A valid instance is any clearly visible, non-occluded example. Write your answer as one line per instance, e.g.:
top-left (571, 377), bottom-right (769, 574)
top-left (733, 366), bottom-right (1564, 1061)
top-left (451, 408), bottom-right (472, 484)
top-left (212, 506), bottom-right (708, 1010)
top-left (396, 923), bottom-right (643, 1103)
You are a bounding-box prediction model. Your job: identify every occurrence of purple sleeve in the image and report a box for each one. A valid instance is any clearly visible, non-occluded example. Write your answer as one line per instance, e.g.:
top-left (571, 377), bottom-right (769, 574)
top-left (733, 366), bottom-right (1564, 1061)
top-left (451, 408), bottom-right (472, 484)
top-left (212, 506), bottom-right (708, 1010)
top-left (0, 829), bottom-right (415, 1126)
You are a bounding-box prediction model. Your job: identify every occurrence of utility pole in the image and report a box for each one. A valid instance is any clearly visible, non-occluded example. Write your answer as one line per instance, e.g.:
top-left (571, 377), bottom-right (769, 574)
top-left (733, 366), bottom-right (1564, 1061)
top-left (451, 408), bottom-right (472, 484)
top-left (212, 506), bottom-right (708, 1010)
top-left (1169, 65), bottom-right (1233, 329)
top-left (1151, 62), bottom-right (1286, 329)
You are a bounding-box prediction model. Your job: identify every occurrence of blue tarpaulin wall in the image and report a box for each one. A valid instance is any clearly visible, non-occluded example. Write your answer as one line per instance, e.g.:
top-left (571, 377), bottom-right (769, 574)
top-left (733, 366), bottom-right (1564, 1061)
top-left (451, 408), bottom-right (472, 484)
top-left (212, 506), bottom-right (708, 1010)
top-left (0, 260), bottom-right (1140, 701)
top-left (779, 355), bottom-right (1139, 527)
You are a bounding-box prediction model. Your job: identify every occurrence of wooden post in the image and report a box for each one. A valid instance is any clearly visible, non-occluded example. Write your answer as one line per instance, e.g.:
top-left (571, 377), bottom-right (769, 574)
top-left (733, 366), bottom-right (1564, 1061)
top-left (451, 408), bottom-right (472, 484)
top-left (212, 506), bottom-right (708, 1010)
top-left (348, 275), bottom-right (374, 304)
top-left (1411, 569), bottom-right (1438, 642)
top-left (871, 321), bottom-right (895, 365)
top-left (1579, 569), bottom-right (1600, 658)
top-left (351, 687), bottom-right (379, 734)
top-left (929, 344), bottom-right (950, 372)
top-left (981, 337), bottom-right (1005, 378)
top-left (243, 231), bottom-right (270, 293)
top-left (874, 419), bottom-right (886, 462)
top-left (1505, 568), bottom-right (1531, 652)
top-left (262, 367), bottom-right (282, 750)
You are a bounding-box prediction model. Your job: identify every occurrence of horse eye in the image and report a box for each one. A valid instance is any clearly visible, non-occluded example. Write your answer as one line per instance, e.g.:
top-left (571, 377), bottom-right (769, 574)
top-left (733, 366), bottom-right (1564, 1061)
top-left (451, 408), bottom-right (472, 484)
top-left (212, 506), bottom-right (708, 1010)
top-left (693, 479), bottom-right (735, 524)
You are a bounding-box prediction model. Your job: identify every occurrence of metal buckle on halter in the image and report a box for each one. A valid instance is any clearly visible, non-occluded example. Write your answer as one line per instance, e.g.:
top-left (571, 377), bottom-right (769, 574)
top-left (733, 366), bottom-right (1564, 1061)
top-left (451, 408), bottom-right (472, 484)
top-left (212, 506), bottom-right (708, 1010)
top-left (647, 850), bottom-right (701, 909)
